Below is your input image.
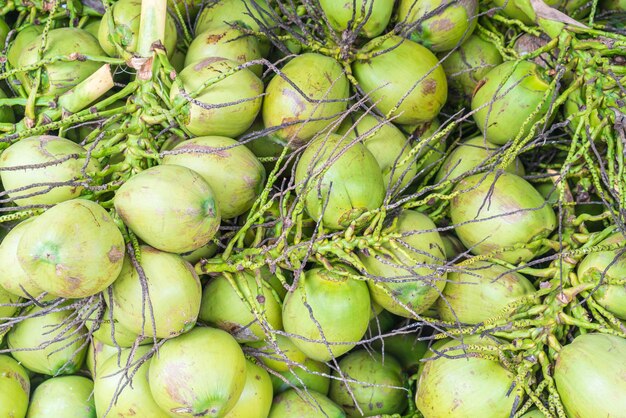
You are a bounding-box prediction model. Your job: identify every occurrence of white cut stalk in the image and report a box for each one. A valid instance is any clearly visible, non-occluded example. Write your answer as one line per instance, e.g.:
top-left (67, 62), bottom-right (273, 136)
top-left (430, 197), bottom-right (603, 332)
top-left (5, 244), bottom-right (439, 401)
top-left (137, 0), bottom-right (168, 57)
top-left (58, 65), bottom-right (115, 113)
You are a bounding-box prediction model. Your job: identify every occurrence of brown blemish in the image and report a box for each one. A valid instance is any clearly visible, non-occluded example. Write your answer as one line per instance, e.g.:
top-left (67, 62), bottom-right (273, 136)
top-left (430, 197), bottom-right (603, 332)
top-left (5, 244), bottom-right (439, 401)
top-left (55, 263), bottom-right (68, 276)
top-left (6, 371), bottom-right (29, 393)
top-left (206, 33), bottom-right (226, 44)
top-left (107, 246), bottom-right (124, 264)
top-left (430, 18), bottom-right (454, 33)
top-left (422, 79), bottom-right (437, 95)
top-left (194, 57), bottom-right (226, 71)
top-left (65, 276), bottom-right (82, 291)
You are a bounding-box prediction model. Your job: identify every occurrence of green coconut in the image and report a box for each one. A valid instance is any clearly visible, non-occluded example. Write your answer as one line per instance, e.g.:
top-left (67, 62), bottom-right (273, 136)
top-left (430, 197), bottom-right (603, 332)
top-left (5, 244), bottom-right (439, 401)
top-left (416, 336), bottom-right (518, 417)
top-left (224, 360), bottom-right (273, 418)
top-left (437, 260), bottom-right (536, 323)
top-left (94, 345), bottom-right (169, 418)
top-left (171, 58), bottom-right (264, 138)
top-left (149, 326), bottom-right (247, 417)
top-left (162, 136), bottom-right (266, 219)
top-left (319, 0), bottom-right (394, 38)
top-left (263, 53), bottom-right (349, 146)
top-left (108, 246), bottom-right (201, 339)
top-left (360, 210), bottom-right (448, 318)
top-left (329, 350), bottom-right (407, 417)
top-left (269, 389), bottom-right (345, 418)
top-left (353, 35), bottom-right (447, 125)
top-left (114, 164), bottom-right (220, 254)
top-left (27, 376), bottom-right (95, 418)
top-left (17, 28), bottom-right (105, 96)
top-left (98, 0), bottom-right (177, 57)
top-left (449, 171), bottom-right (556, 264)
top-left (282, 266), bottom-right (371, 362)
top-left (554, 333), bottom-right (626, 417)
top-left (0, 136), bottom-right (97, 206)
top-left (472, 60), bottom-right (552, 145)
top-left (0, 355), bottom-right (30, 418)
top-left (294, 133), bottom-right (385, 230)
top-left (397, 0), bottom-right (478, 52)
top-left (17, 199), bottom-right (125, 299)
top-left (7, 306), bottom-right (88, 376)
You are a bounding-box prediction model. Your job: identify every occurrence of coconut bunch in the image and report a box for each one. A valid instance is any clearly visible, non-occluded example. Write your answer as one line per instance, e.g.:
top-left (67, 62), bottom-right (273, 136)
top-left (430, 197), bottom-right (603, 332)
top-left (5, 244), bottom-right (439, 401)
top-left (0, 0), bottom-right (625, 417)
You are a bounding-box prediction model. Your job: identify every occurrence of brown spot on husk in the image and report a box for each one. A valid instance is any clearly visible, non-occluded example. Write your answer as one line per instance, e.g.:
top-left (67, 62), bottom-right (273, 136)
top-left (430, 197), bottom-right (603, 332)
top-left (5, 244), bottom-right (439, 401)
top-left (55, 263), bottom-right (69, 276)
top-left (108, 246), bottom-right (124, 263)
top-left (422, 79), bottom-right (437, 95)
top-left (206, 33), bottom-right (226, 44)
top-left (7, 371), bottom-right (29, 393)
top-left (430, 18), bottom-right (454, 33)
top-left (65, 276), bottom-right (82, 291)
top-left (194, 57), bottom-right (226, 71)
